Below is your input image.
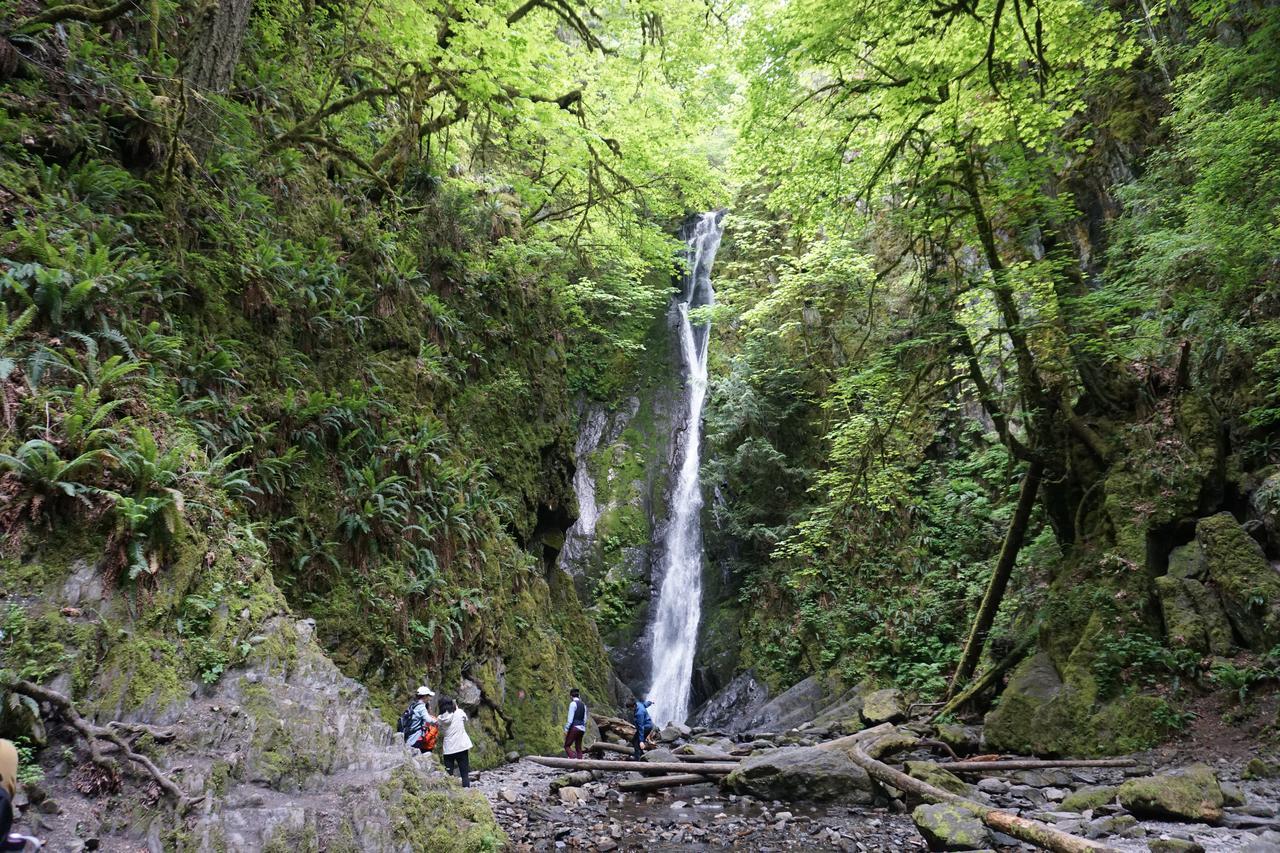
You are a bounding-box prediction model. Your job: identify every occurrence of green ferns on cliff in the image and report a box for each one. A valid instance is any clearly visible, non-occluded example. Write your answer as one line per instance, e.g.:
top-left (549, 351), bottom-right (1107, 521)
top-left (0, 0), bottom-right (726, 761)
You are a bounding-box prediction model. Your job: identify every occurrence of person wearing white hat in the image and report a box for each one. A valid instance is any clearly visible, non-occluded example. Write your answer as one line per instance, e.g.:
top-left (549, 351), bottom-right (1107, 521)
top-left (402, 686), bottom-right (437, 751)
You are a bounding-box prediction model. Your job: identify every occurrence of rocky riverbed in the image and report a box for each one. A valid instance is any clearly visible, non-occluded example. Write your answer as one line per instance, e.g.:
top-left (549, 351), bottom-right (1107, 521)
top-left (474, 710), bottom-right (1280, 853)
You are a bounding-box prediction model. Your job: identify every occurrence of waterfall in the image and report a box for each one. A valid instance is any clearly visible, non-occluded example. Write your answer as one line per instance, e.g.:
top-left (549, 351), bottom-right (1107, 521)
top-left (647, 210), bottom-right (724, 726)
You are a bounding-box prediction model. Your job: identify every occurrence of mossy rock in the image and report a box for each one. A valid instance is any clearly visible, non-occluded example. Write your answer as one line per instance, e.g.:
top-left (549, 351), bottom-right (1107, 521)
top-left (1060, 785), bottom-right (1119, 812)
top-left (1197, 512), bottom-right (1280, 650)
top-left (380, 765), bottom-right (506, 852)
top-left (1156, 575), bottom-right (1209, 652)
top-left (1117, 764), bottom-right (1224, 823)
top-left (904, 761), bottom-right (970, 796)
top-left (911, 803), bottom-right (991, 851)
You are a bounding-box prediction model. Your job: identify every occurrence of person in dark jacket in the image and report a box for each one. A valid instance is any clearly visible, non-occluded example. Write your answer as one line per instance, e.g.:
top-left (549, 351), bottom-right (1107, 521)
top-left (627, 698), bottom-right (654, 760)
top-left (563, 688), bottom-right (587, 759)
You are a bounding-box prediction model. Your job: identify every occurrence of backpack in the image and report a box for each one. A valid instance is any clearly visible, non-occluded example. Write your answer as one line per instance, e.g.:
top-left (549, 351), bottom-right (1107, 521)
top-left (396, 703), bottom-right (415, 735)
top-left (419, 720), bottom-right (440, 752)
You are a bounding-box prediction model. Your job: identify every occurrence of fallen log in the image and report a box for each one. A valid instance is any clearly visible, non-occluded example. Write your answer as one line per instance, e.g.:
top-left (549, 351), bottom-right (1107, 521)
top-left (673, 753), bottom-right (740, 763)
top-left (617, 773), bottom-right (715, 792)
top-left (847, 730), bottom-right (1116, 853)
top-left (592, 713), bottom-right (636, 740)
top-left (588, 742), bottom-right (634, 756)
top-left (528, 756), bottom-right (737, 775)
top-left (942, 758), bottom-right (1137, 773)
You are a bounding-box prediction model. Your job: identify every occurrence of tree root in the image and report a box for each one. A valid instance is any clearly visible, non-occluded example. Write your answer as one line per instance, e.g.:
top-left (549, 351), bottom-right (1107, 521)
top-left (5, 678), bottom-right (200, 813)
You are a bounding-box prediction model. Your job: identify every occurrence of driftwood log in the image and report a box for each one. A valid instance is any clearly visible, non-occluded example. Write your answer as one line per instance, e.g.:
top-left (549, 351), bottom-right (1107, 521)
top-left (588, 742), bottom-right (635, 757)
top-left (617, 773), bottom-right (715, 792)
top-left (846, 729), bottom-right (1116, 853)
top-left (528, 756), bottom-right (737, 775)
top-left (941, 758), bottom-right (1137, 773)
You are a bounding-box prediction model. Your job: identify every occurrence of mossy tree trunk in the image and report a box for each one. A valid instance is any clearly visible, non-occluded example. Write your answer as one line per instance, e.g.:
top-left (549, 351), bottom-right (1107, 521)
top-left (949, 459), bottom-right (1044, 695)
top-left (183, 0), bottom-right (252, 95)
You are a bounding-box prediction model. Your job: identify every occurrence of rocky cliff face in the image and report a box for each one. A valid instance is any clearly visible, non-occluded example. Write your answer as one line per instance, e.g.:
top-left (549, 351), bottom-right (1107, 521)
top-left (2, 546), bottom-right (505, 851)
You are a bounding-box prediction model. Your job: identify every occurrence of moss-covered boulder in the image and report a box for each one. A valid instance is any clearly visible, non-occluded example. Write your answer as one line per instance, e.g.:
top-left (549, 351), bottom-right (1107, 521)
top-left (1197, 512), bottom-right (1280, 649)
top-left (1156, 575), bottom-right (1209, 651)
top-left (1117, 764), bottom-right (1224, 823)
top-left (911, 803), bottom-right (991, 851)
top-left (722, 744), bottom-right (874, 803)
top-left (905, 761), bottom-right (970, 796)
top-left (861, 688), bottom-right (906, 725)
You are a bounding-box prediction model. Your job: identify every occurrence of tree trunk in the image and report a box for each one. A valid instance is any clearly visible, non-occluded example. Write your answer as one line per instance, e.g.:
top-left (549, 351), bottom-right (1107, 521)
top-left (183, 0), bottom-right (253, 94)
top-left (527, 756), bottom-right (737, 775)
top-left (949, 459), bottom-right (1044, 694)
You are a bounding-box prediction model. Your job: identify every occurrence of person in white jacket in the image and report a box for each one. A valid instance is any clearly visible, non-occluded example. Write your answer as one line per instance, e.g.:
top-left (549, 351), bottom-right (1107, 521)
top-left (437, 696), bottom-right (474, 788)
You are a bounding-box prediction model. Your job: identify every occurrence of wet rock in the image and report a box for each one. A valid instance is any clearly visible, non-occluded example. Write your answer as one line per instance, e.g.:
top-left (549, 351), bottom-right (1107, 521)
top-left (912, 803), bottom-right (991, 850)
top-left (723, 745), bottom-right (874, 803)
top-left (861, 689), bottom-right (906, 725)
top-left (506, 751), bottom-right (521, 763)
top-left (1118, 764), bottom-right (1225, 823)
top-left (658, 725), bottom-right (683, 743)
top-left (741, 675), bottom-right (841, 732)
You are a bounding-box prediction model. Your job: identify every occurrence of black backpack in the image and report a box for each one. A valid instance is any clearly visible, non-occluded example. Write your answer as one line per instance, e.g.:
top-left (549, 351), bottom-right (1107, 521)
top-left (396, 703), bottom-right (415, 735)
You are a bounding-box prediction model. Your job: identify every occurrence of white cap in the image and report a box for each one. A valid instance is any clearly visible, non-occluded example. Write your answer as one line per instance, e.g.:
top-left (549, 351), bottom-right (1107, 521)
top-left (417, 686), bottom-right (435, 697)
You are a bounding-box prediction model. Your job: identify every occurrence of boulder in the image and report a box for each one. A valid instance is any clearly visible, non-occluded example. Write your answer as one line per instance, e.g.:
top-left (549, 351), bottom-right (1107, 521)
top-left (722, 745), bottom-right (874, 803)
top-left (1156, 575), bottom-right (1211, 652)
top-left (861, 688), bottom-right (906, 725)
top-left (456, 678), bottom-right (483, 710)
top-left (1184, 579), bottom-right (1234, 655)
top-left (934, 724), bottom-right (980, 756)
top-left (911, 803), bottom-right (992, 851)
top-left (904, 761), bottom-right (970, 796)
top-left (657, 725), bottom-right (684, 743)
top-left (1197, 512), bottom-right (1280, 650)
top-left (1167, 543), bottom-right (1206, 580)
top-left (691, 666), bottom-right (768, 727)
top-left (1117, 764), bottom-right (1224, 823)
top-left (740, 675), bottom-right (837, 732)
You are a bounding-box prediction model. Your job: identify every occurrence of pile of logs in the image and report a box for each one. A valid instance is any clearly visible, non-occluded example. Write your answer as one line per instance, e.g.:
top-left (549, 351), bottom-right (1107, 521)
top-left (529, 723), bottom-right (1137, 853)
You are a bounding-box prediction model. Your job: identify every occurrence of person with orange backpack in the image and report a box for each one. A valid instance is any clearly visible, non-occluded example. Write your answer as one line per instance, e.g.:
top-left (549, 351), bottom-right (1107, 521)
top-left (398, 686), bottom-right (439, 753)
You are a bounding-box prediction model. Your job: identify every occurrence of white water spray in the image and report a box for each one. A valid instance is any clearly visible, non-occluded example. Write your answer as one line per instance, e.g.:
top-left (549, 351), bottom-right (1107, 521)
top-left (647, 211), bottom-right (723, 725)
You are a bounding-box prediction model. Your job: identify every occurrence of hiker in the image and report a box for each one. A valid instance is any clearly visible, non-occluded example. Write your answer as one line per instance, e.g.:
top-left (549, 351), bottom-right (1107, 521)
top-left (399, 686), bottom-right (437, 752)
top-left (628, 698), bottom-right (654, 760)
top-left (437, 697), bottom-right (473, 788)
top-left (1, 738), bottom-right (40, 851)
top-left (563, 687), bottom-right (587, 759)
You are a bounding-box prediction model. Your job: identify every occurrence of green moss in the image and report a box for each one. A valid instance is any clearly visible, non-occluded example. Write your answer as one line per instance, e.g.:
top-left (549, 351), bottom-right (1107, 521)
top-left (1059, 785), bottom-right (1119, 812)
top-left (380, 765), bottom-right (506, 853)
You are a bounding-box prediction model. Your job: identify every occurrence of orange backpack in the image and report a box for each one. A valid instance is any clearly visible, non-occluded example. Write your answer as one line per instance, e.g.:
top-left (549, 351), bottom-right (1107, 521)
top-left (419, 721), bottom-right (440, 752)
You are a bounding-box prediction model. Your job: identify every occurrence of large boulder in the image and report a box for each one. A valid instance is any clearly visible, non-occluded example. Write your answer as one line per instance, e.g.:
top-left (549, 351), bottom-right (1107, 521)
top-left (722, 745), bottom-right (874, 803)
top-left (740, 675), bottom-right (841, 732)
top-left (861, 688), bottom-right (906, 725)
top-left (912, 803), bottom-right (992, 851)
top-left (1117, 764), bottom-right (1225, 823)
top-left (1155, 576), bottom-right (1231, 654)
top-left (1197, 512), bottom-right (1280, 649)
top-left (691, 670), bottom-right (770, 733)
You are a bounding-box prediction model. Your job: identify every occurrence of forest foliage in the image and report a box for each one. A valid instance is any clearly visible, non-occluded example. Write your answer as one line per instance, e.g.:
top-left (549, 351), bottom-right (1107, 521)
top-left (0, 0), bottom-right (1278, 758)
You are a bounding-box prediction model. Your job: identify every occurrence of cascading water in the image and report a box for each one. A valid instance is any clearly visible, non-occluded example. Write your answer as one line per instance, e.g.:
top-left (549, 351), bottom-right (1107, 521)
top-left (646, 210), bottom-right (724, 726)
